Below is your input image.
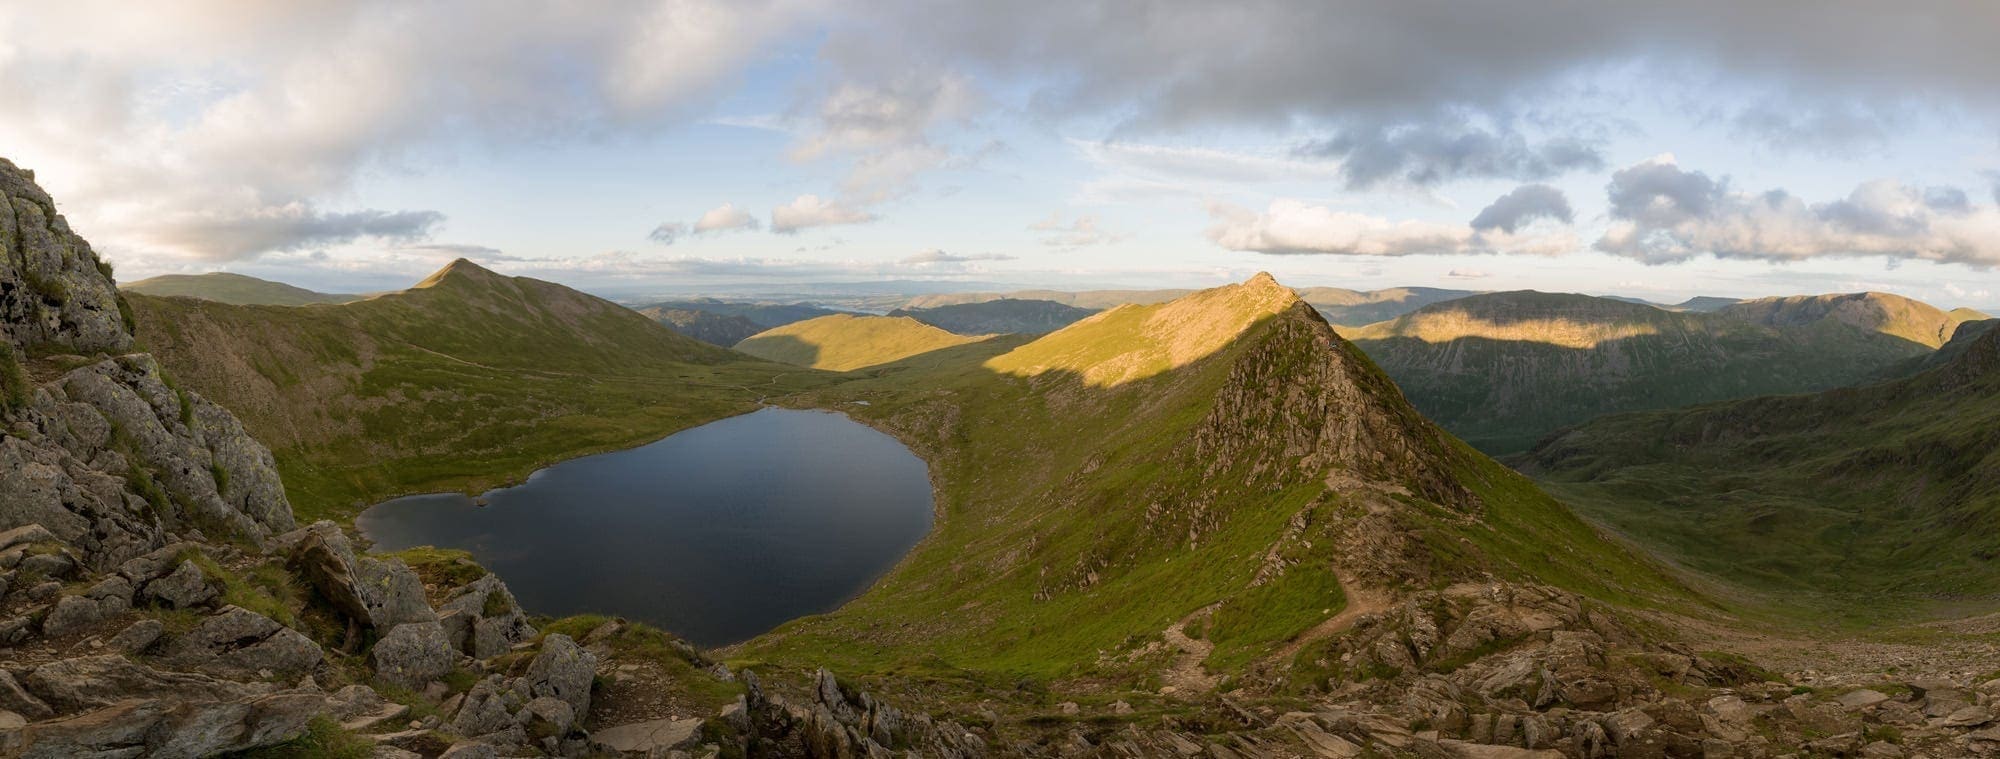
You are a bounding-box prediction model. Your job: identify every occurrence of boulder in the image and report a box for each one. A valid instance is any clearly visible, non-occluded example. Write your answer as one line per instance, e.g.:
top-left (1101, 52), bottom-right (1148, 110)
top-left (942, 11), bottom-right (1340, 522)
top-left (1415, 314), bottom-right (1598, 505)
top-left (39, 593), bottom-right (110, 637)
top-left (594, 716), bottom-right (703, 754)
top-left (524, 633), bottom-right (596, 720)
top-left (22, 655), bottom-right (257, 712)
top-left (369, 621), bottom-right (458, 690)
top-left (10, 691), bottom-right (323, 759)
top-left (161, 606), bottom-right (323, 679)
top-left (0, 670), bottom-right (53, 720)
top-left (144, 559), bottom-right (218, 609)
top-left (438, 574), bottom-right (534, 658)
top-left (107, 618), bottom-right (165, 653)
top-left (284, 522), bottom-right (434, 631)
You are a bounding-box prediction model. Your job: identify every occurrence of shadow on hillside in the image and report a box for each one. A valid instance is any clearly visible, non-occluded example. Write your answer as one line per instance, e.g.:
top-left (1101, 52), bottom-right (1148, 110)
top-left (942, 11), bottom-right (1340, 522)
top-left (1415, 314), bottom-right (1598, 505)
top-left (732, 334), bottom-right (822, 368)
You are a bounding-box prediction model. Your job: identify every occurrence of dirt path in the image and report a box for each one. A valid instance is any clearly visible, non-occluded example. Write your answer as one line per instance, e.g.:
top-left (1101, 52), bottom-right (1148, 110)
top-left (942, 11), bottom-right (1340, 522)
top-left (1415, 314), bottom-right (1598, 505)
top-left (1160, 605), bottom-right (1223, 695)
top-left (1266, 585), bottom-right (1393, 666)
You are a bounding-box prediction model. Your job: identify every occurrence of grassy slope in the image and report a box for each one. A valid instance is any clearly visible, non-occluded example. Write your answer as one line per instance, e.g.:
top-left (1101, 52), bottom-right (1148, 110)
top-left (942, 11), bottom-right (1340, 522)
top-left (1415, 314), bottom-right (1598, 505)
top-left (737, 276), bottom-right (1698, 685)
top-left (1348, 291), bottom-right (1943, 453)
top-left (636, 306), bottom-right (766, 347)
top-left (131, 260), bottom-right (825, 521)
top-left (734, 314), bottom-right (987, 371)
top-left (1527, 325), bottom-right (2000, 623)
top-left (123, 272), bottom-right (360, 306)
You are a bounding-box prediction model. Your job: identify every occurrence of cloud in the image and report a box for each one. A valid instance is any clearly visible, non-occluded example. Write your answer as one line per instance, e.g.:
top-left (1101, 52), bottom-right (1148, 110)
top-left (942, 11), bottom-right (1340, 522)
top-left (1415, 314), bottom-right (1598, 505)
top-left (1205, 199), bottom-right (1574, 257)
top-left (1470, 184), bottom-right (1574, 233)
top-left (1029, 213), bottom-right (1124, 248)
top-left (830, 2), bottom-right (2000, 135)
top-left (1298, 121), bottom-right (1604, 189)
top-left (902, 249), bottom-right (1015, 264)
top-left (788, 71), bottom-right (983, 203)
top-left (693, 202), bottom-right (761, 233)
top-left (1075, 140), bottom-right (1342, 184)
top-left (1446, 268), bottom-right (1491, 279)
top-left (399, 243), bottom-right (523, 262)
top-left (770, 194), bottom-right (876, 233)
top-left (1596, 156), bottom-right (2000, 265)
top-left (0, 0), bottom-right (818, 264)
top-left (141, 203), bottom-right (444, 261)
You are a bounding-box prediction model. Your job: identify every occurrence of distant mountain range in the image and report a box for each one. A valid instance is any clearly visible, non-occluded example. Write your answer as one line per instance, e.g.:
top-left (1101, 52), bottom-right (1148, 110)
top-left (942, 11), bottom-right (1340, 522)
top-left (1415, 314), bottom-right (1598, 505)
top-left (1345, 290), bottom-right (1978, 453)
top-left (734, 314), bottom-right (985, 371)
top-left (888, 298), bottom-right (1097, 335)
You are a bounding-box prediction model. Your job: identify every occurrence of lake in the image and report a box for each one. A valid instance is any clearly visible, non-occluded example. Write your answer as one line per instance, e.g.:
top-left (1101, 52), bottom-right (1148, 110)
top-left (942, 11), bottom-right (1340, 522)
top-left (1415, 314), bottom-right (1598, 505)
top-left (356, 407), bottom-right (934, 647)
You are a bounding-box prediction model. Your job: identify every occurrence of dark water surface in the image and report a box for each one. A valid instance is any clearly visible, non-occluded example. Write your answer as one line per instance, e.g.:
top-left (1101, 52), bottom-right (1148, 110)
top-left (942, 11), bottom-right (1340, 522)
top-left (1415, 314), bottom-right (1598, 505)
top-left (357, 408), bottom-right (933, 647)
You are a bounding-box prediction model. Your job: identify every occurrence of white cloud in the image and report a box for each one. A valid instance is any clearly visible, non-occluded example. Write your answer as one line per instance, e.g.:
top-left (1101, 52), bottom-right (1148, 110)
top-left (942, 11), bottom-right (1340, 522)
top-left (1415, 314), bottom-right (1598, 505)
top-left (788, 71), bottom-right (983, 203)
top-left (693, 202), bottom-right (761, 233)
top-left (770, 194), bottom-right (876, 233)
top-left (1204, 199), bottom-right (1574, 257)
top-left (1446, 268), bottom-right (1491, 279)
top-left (902, 249), bottom-right (1014, 264)
top-left (0, 0), bottom-right (818, 263)
top-left (1596, 156), bottom-right (2000, 266)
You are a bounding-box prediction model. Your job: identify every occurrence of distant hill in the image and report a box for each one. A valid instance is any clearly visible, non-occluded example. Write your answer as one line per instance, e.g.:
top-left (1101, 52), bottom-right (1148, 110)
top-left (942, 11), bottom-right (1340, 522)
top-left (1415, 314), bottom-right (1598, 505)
top-left (734, 314), bottom-right (984, 371)
top-left (635, 306), bottom-right (765, 347)
top-left (1718, 291), bottom-right (1976, 349)
top-left (130, 259), bottom-right (815, 517)
top-left (633, 298), bottom-right (843, 329)
top-left (1293, 285), bottom-right (1477, 326)
top-left (1952, 307), bottom-right (1994, 321)
top-left (887, 298), bottom-right (1095, 335)
top-left (900, 288), bottom-right (1194, 311)
top-left (122, 271), bottom-right (359, 306)
top-left (1348, 290), bottom-right (1947, 453)
top-left (1527, 322), bottom-right (2000, 617)
top-left (1675, 296), bottom-right (1741, 312)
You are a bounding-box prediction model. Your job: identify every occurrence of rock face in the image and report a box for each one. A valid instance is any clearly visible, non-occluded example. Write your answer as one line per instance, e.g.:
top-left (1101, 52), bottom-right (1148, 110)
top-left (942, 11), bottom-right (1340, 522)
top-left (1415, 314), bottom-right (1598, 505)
top-left (0, 158), bottom-right (129, 355)
top-left (743, 668), bottom-right (986, 758)
top-left (281, 521), bottom-right (435, 633)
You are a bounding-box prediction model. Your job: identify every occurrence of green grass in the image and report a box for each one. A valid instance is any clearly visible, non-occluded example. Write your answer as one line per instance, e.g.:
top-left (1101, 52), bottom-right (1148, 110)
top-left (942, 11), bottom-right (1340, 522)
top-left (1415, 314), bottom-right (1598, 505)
top-left (736, 281), bottom-right (1701, 690)
top-left (1528, 326), bottom-right (2000, 625)
top-left (123, 272), bottom-right (360, 306)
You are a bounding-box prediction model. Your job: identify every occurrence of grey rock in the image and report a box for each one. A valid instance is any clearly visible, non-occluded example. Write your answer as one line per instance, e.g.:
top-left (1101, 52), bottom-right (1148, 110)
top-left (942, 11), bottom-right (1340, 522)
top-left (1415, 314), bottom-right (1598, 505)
top-left (143, 559), bottom-right (218, 609)
top-left (594, 716), bottom-right (703, 754)
top-left (23, 654), bottom-right (254, 712)
top-left (107, 618), bottom-right (165, 653)
top-left (369, 621), bottom-right (458, 690)
top-left (0, 524), bottom-right (57, 552)
top-left (10, 691), bottom-right (322, 759)
top-left (438, 574), bottom-right (534, 658)
top-left (449, 676), bottom-right (520, 738)
top-left (162, 606), bottom-right (323, 678)
top-left (519, 695), bottom-right (576, 739)
top-left (284, 521), bottom-right (435, 631)
top-left (438, 743), bottom-right (500, 759)
top-left (39, 593), bottom-right (109, 637)
top-left (524, 633), bottom-right (596, 720)
top-left (0, 669), bottom-right (53, 720)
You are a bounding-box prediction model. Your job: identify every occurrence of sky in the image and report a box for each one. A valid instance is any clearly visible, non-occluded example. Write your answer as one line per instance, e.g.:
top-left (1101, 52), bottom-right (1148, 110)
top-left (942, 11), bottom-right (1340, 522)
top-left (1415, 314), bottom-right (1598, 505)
top-left (5, 1), bottom-right (2000, 309)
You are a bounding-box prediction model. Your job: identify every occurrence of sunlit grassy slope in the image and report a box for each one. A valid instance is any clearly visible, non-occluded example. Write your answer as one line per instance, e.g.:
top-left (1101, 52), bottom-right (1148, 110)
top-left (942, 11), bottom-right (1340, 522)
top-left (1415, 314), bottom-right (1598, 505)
top-left (1528, 323), bottom-right (2000, 623)
top-left (738, 274), bottom-right (1700, 683)
top-left (1348, 290), bottom-right (1952, 453)
top-left (130, 259), bottom-right (827, 520)
top-left (123, 271), bottom-right (361, 306)
top-left (734, 313), bottom-right (988, 371)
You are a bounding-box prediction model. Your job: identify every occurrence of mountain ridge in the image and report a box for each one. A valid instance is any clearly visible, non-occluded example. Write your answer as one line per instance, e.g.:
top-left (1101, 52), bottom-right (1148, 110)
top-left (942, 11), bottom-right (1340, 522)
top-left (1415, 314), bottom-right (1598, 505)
top-left (121, 271), bottom-right (359, 306)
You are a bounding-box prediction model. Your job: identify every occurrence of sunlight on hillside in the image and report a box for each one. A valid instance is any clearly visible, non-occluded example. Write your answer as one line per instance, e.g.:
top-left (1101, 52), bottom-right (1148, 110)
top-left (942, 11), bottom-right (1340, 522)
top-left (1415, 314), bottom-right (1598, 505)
top-left (735, 314), bottom-right (984, 371)
top-left (983, 273), bottom-right (1299, 387)
top-left (1353, 314), bottom-right (1664, 349)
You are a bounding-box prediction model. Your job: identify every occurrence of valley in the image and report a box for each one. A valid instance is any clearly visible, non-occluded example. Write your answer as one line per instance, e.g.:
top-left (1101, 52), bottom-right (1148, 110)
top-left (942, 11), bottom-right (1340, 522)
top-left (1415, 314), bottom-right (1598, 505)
top-left (10, 163), bottom-right (2000, 757)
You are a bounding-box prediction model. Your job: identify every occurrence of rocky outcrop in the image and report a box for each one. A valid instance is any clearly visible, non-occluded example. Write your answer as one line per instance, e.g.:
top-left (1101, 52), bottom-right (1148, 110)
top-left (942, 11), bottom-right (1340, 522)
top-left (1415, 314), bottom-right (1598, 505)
top-left (438, 573), bottom-right (536, 658)
top-left (447, 634), bottom-right (599, 753)
top-left (161, 605), bottom-right (324, 679)
top-left (0, 158), bottom-right (129, 355)
top-left (743, 668), bottom-right (987, 758)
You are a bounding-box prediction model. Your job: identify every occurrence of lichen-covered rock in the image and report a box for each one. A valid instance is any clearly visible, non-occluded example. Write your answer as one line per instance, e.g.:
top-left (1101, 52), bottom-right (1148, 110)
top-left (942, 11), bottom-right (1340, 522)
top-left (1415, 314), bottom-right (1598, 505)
top-left (370, 620), bottom-right (458, 690)
top-left (161, 606), bottom-right (324, 679)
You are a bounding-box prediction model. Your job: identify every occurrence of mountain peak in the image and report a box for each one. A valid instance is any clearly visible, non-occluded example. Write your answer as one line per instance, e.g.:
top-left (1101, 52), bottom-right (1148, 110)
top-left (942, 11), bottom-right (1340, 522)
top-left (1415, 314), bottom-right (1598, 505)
top-left (987, 274), bottom-right (1299, 386)
top-left (413, 258), bottom-right (506, 290)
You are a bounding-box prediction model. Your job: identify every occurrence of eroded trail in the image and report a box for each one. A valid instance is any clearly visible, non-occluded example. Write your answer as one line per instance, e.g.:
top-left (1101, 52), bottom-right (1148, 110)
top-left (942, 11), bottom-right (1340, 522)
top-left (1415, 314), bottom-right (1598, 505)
top-left (1266, 585), bottom-right (1393, 666)
top-left (1160, 605), bottom-right (1223, 696)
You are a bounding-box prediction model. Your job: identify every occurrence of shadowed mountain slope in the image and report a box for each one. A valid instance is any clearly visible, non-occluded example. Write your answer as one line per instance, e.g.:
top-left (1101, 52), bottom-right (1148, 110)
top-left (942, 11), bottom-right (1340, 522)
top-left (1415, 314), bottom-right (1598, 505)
top-left (888, 298), bottom-right (1096, 335)
top-left (900, 285), bottom-right (1476, 326)
top-left (637, 305), bottom-right (766, 346)
top-left (734, 313), bottom-right (987, 371)
top-left (632, 297), bottom-right (842, 329)
top-left (129, 259), bottom-right (819, 518)
top-left (1348, 290), bottom-right (1947, 453)
top-left (1527, 323), bottom-right (2000, 618)
top-left (122, 271), bottom-right (360, 306)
